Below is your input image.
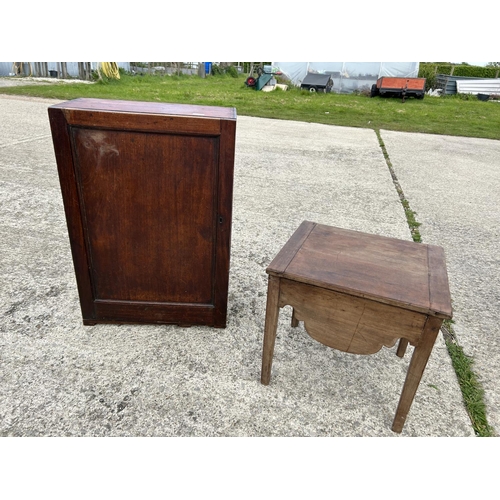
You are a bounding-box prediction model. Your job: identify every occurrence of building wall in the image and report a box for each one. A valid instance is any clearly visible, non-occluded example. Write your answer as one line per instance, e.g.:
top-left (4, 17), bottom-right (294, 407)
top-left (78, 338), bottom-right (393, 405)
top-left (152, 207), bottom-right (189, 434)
top-left (0, 62), bottom-right (131, 78)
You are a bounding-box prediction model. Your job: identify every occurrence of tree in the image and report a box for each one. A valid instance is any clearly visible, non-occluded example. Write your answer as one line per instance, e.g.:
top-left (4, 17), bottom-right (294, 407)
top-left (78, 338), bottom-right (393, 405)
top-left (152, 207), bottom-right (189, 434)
top-left (486, 62), bottom-right (500, 67)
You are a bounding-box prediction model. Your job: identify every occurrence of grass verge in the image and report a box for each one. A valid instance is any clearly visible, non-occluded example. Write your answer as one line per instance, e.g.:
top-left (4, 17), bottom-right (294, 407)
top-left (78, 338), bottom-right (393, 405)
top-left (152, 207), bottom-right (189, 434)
top-left (1, 73), bottom-right (499, 140)
top-left (376, 131), bottom-right (495, 436)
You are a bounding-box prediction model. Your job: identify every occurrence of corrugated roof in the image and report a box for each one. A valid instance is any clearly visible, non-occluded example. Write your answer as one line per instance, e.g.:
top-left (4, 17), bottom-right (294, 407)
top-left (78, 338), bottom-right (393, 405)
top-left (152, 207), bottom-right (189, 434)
top-left (456, 79), bottom-right (500, 95)
top-left (436, 74), bottom-right (500, 95)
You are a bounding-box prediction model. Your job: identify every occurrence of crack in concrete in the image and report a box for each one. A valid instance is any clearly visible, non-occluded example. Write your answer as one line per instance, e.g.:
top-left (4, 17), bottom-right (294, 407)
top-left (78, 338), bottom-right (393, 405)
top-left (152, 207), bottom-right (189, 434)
top-left (0, 135), bottom-right (51, 149)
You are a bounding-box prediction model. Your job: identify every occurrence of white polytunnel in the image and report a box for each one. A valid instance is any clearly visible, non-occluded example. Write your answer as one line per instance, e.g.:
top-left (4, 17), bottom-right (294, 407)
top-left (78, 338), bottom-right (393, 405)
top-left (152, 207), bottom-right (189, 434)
top-left (272, 62), bottom-right (420, 93)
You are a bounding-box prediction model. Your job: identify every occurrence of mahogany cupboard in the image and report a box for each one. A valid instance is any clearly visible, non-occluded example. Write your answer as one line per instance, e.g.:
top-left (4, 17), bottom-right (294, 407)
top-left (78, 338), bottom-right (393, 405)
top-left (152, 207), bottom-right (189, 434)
top-left (48, 98), bottom-right (237, 327)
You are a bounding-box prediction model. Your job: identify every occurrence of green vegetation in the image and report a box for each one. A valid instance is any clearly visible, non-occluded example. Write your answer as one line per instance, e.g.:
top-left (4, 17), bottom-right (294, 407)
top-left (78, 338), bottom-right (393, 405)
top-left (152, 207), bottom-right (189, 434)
top-left (1, 73), bottom-right (499, 140)
top-left (400, 199), bottom-right (422, 243)
top-left (445, 333), bottom-right (495, 437)
top-left (419, 62), bottom-right (500, 80)
top-left (441, 319), bottom-right (492, 437)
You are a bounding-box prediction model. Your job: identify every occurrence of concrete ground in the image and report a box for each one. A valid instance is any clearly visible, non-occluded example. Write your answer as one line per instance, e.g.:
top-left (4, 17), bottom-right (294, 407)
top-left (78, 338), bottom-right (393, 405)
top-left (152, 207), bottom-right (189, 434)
top-left (0, 94), bottom-right (497, 437)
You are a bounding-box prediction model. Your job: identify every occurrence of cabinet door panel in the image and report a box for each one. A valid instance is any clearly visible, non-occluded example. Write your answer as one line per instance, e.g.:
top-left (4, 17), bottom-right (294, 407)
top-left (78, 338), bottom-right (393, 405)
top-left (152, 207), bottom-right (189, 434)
top-left (72, 128), bottom-right (218, 305)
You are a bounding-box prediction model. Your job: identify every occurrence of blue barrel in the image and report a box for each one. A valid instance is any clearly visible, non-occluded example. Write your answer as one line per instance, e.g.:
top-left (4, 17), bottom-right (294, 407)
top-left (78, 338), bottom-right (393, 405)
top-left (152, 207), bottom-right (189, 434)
top-left (205, 62), bottom-right (212, 75)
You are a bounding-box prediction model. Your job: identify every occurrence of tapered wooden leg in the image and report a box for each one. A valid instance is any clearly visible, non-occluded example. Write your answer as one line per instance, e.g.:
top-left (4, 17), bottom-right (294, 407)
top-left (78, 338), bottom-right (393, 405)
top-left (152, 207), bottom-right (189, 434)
top-left (392, 316), bottom-right (443, 433)
top-left (291, 308), bottom-right (299, 327)
top-left (396, 338), bottom-right (409, 358)
top-left (261, 276), bottom-right (281, 385)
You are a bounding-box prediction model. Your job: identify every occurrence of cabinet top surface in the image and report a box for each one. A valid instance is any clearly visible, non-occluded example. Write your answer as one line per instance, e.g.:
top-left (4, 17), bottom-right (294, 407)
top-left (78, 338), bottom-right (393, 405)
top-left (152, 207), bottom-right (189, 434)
top-left (49, 98), bottom-right (237, 120)
top-left (267, 221), bottom-right (452, 318)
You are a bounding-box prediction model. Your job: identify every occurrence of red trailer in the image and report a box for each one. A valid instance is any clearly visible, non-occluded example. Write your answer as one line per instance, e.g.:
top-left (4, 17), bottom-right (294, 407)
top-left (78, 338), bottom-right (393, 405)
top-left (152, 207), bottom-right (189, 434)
top-left (370, 77), bottom-right (426, 101)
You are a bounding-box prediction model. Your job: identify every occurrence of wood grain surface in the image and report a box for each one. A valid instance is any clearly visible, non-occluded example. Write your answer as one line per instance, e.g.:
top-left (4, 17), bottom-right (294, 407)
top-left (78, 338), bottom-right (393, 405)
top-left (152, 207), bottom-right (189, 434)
top-left (268, 221), bottom-right (452, 318)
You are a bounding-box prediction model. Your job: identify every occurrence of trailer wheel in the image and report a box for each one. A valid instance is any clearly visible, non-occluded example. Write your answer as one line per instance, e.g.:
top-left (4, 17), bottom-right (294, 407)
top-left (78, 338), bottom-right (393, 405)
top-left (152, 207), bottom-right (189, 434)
top-left (370, 84), bottom-right (379, 97)
top-left (309, 86), bottom-right (317, 93)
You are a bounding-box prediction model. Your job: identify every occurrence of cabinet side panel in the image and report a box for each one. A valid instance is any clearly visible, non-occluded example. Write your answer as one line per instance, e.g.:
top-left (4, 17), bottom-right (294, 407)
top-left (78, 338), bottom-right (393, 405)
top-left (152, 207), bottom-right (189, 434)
top-left (48, 107), bottom-right (96, 320)
top-left (71, 128), bottom-right (218, 305)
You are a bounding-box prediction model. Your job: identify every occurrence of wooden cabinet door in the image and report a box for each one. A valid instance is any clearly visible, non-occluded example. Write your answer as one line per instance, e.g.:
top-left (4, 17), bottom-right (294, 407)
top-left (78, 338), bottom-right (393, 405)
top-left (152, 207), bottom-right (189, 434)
top-left (49, 99), bottom-right (236, 327)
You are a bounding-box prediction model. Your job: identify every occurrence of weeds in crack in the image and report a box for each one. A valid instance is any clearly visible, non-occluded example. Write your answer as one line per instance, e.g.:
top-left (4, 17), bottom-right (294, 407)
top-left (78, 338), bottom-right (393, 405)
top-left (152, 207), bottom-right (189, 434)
top-left (443, 321), bottom-right (495, 436)
top-left (375, 130), bottom-right (421, 242)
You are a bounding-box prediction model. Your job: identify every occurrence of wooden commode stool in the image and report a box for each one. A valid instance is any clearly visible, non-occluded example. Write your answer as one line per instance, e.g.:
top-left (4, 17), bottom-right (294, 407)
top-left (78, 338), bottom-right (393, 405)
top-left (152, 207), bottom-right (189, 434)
top-left (261, 221), bottom-right (452, 433)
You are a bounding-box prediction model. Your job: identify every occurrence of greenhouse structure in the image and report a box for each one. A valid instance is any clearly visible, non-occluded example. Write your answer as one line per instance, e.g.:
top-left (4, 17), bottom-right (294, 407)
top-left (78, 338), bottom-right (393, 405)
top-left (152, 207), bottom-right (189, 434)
top-left (272, 62), bottom-right (420, 94)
